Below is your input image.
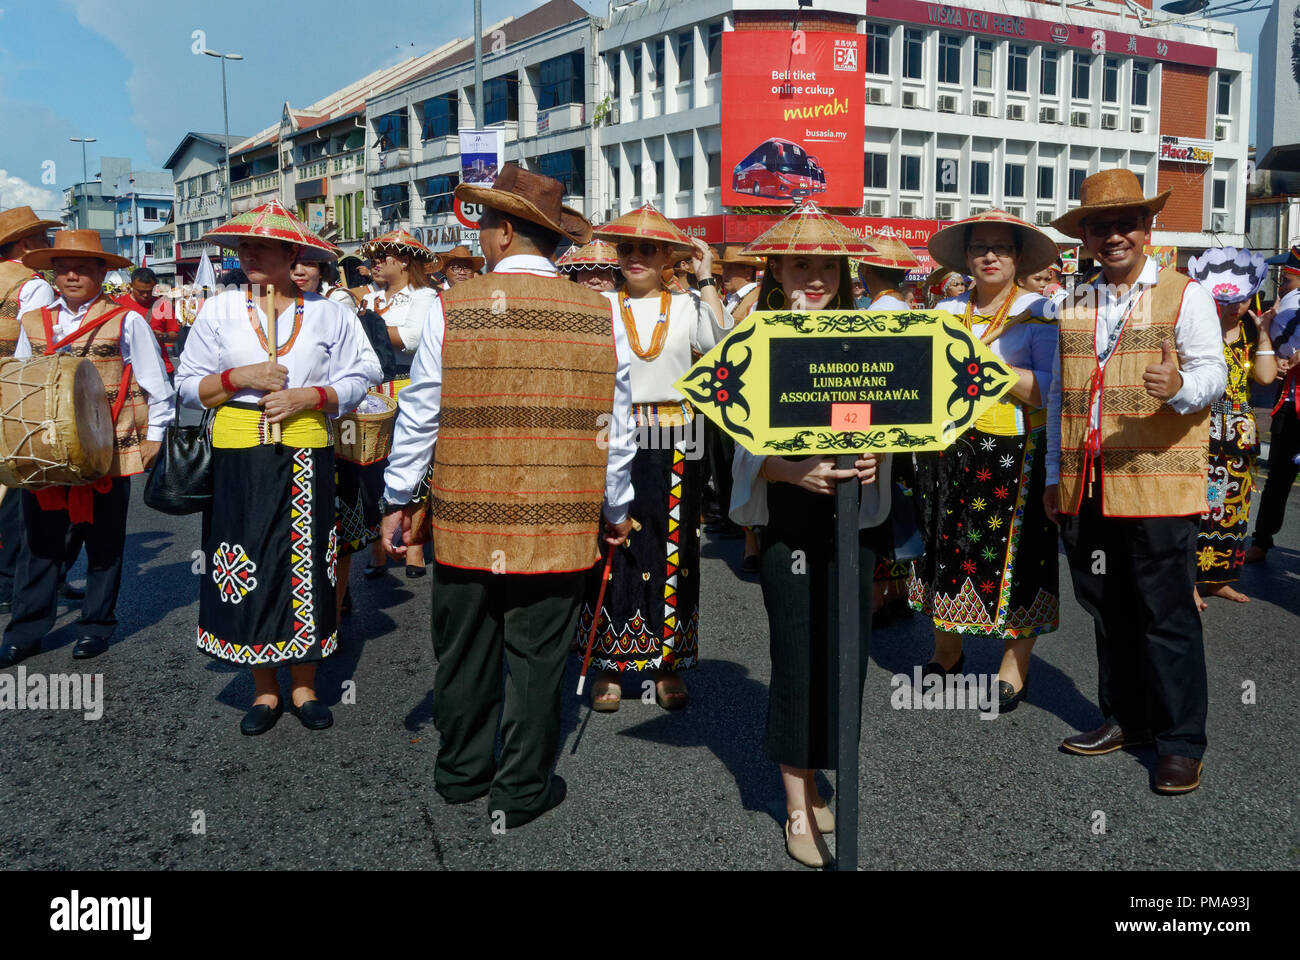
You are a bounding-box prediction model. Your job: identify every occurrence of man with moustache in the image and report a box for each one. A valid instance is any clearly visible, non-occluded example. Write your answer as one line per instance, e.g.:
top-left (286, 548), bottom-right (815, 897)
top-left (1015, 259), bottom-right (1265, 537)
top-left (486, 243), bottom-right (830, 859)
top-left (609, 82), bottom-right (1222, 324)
top-left (1044, 170), bottom-right (1226, 794)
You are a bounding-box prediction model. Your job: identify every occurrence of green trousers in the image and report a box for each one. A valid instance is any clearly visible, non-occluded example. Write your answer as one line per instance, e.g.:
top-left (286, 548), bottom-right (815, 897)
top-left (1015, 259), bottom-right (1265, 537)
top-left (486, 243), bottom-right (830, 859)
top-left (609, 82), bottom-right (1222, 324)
top-left (430, 562), bottom-right (585, 815)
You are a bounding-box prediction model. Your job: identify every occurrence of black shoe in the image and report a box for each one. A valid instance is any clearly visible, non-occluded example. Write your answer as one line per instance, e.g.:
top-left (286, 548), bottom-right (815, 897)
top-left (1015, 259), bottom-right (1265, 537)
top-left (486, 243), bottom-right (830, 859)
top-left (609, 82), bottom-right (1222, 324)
top-left (741, 554), bottom-right (760, 574)
top-left (240, 701), bottom-right (284, 736)
top-left (0, 642), bottom-right (33, 668)
top-left (920, 653), bottom-right (964, 678)
top-left (290, 699), bottom-right (333, 730)
top-left (498, 775), bottom-right (567, 829)
top-left (363, 561), bottom-right (387, 579)
top-left (705, 519), bottom-right (745, 539)
top-left (58, 583), bottom-right (85, 603)
top-left (71, 635), bottom-right (109, 659)
top-left (341, 589), bottom-right (353, 616)
top-left (406, 565), bottom-right (427, 579)
top-left (996, 675), bottom-right (1029, 713)
top-left (0, 599), bottom-right (11, 615)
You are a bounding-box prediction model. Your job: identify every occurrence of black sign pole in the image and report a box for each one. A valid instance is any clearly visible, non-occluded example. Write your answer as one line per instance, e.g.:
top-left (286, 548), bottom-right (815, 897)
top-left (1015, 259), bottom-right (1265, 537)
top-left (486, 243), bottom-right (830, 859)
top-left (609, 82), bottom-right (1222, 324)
top-left (834, 453), bottom-right (860, 872)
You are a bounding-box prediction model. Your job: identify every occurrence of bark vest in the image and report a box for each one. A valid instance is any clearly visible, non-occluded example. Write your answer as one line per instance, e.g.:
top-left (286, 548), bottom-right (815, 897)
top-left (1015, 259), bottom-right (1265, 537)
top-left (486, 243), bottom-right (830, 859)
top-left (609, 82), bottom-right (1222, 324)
top-left (17, 297), bottom-right (150, 478)
top-left (431, 273), bottom-right (618, 574)
top-left (1057, 268), bottom-right (1209, 517)
top-left (0, 260), bottom-right (43, 356)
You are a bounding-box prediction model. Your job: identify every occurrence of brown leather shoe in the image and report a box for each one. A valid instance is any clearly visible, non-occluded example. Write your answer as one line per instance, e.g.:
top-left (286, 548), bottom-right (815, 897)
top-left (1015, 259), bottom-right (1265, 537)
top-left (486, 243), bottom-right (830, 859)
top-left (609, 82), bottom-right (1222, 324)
top-left (1154, 755), bottom-right (1203, 794)
top-left (1060, 721), bottom-right (1152, 756)
top-left (1243, 544), bottom-right (1267, 564)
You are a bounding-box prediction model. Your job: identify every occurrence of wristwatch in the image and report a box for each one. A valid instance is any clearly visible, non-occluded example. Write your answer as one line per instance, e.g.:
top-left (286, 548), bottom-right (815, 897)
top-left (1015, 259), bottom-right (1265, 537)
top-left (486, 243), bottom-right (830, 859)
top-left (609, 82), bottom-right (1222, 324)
top-left (378, 496), bottom-right (408, 516)
top-left (697, 276), bottom-right (718, 289)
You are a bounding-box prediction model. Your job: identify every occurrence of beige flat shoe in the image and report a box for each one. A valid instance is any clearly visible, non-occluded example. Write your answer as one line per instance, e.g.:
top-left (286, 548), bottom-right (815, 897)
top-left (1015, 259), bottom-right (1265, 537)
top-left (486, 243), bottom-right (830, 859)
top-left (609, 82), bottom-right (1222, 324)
top-left (811, 803), bottom-right (834, 834)
top-left (590, 674), bottom-right (621, 712)
top-left (785, 818), bottom-right (831, 869)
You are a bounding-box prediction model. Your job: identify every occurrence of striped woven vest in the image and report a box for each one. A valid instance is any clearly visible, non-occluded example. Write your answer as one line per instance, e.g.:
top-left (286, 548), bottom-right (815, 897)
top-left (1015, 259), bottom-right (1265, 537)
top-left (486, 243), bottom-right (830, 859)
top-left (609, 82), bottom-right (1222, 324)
top-left (1057, 268), bottom-right (1209, 518)
top-left (19, 297), bottom-right (150, 478)
top-left (0, 260), bottom-right (42, 358)
top-left (432, 273), bottom-right (618, 574)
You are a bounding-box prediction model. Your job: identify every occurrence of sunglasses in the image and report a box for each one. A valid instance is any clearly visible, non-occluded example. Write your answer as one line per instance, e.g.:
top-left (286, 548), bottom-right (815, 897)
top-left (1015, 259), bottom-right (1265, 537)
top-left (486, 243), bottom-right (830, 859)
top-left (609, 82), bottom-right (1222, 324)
top-left (1083, 216), bottom-right (1143, 238)
top-left (616, 241), bottom-right (662, 258)
top-left (966, 243), bottom-right (1015, 259)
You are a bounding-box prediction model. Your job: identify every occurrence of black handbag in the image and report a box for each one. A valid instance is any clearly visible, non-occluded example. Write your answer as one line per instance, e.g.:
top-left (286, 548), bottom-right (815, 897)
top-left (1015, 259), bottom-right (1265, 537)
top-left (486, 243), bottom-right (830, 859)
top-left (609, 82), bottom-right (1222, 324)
top-left (144, 395), bottom-right (214, 515)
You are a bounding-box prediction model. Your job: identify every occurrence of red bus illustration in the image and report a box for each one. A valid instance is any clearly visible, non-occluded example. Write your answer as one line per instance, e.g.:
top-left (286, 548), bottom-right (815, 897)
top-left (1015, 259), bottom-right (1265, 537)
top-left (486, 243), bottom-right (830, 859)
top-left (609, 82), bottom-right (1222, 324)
top-left (732, 138), bottom-right (827, 200)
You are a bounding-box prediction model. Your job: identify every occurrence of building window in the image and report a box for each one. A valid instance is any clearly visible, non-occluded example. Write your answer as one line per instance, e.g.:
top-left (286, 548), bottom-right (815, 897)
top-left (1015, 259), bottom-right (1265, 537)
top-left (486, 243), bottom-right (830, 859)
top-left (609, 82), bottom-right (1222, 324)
top-left (421, 91), bottom-right (458, 140)
top-left (1131, 170), bottom-right (1145, 191)
top-left (677, 31), bottom-right (694, 83)
top-left (1068, 168), bottom-right (1087, 201)
top-left (631, 47), bottom-right (642, 95)
top-left (484, 75), bottom-right (519, 124)
top-left (654, 159), bottom-right (664, 195)
top-left (865, 153), bottom-right (888, 190)
top-left (708, 151), bottom-right (720, 189)
top-left (679, 155), bottom-right (694, 192)
top-left (538, 148), bottom-right (584, 196)
top-left (973, 39), bottom-right (994, 89)
top-left (903, 28), bottom-right (924, 80)
top-left (143, 240), bottom-right (155, 257)
top-left (936, 158), bottom-right (959, 194)
top-left (354, 193), bottom-right (363, 239)
top-left (865, 23), bottom-right (890, 76)
top-left (1008, 45), bottom-right (1028, 93)
top-left (971, 161), bottom-right (990, 196)
top-left (422, 174), bottom-right (458, 216)
top-left (1004, 163), bottom-right (1025, 198)
top-left (707, 22), bottom-right (723, 75)
top-left (651, 37), bottom-right (664, 87)
top-left (901, 155), bottom-right (921, 192)
top-left (1103, 57), bottom-right (1119, 103)
top-left (539, 51), bottom-right (584, 110)
top-left (1072, 53), bottom-right (1091, 100)
top-left (606, 51), bottom-right (621, 100)
top-left (374, 110), bottom-right (409, 150)
top-left (1041, 49), bottom-right (1058, 97)
top-left (938, 35), bottom-right (961, 85)
top-left (1037, 166), bottom-right (1054, 200)
top-left (1217, 74), bottom-right (1231, 115)
top-left (632, 162), bottom-right (642, 197)
top-left (1213, 177), bottom-right (1228, 210)
top-left (142, 206), bottom-right (160, 221)
top-left (1132, 62), bottom-right (1149, 106)
top-left (374, 183), bottom-right (408, 222)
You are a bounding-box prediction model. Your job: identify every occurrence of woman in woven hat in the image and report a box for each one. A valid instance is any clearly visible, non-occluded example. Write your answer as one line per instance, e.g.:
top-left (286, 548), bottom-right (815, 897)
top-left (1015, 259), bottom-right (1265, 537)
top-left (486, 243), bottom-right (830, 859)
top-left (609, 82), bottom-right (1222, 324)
top-left (1186, 248), bottom-right (1276, 608)
top-left (729, 201), bottom-right (885, 868)
top-left (858, 236), bottom-right (919, 311)
top-left (579, 203), bottom-right (729, 711)
top-left (909, 209), bottom-right (1061, 712)
top-left (175, 200), bottom-right (380, 735)
top-left (556, 239), bottom-right (619, 292)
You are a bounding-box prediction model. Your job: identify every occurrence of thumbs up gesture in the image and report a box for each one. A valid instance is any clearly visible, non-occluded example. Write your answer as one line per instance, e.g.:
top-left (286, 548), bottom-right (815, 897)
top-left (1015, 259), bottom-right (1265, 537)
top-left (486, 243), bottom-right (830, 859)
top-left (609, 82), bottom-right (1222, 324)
top-left (1142, 339), bottom-right (1184, 400)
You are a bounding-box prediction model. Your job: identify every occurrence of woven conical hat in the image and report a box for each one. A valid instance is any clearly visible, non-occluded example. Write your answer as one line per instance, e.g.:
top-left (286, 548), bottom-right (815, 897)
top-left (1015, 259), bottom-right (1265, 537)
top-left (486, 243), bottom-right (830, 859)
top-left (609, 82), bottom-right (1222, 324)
top-left (593, 203), bottom-right (692, 257)
top-left (364, 229), bottom-right (436, 262)
top-left (741, 201), bottom-right (881, 259)
top-left (204, 200), bottom-right (339, 256)
top-left (557, 239), bottom-right (620, 270)
top-left (928, 208), bottom-right (1059, 275)
top-left (858, 235), bottom-right (920, 270)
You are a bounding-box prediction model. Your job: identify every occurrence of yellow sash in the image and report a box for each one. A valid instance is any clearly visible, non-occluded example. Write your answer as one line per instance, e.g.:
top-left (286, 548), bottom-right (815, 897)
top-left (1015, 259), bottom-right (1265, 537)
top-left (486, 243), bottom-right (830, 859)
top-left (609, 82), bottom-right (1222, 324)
top-left (213, 405), bottom-right (330, 449)
top-left (974, 400), bottom-right (1047, 436)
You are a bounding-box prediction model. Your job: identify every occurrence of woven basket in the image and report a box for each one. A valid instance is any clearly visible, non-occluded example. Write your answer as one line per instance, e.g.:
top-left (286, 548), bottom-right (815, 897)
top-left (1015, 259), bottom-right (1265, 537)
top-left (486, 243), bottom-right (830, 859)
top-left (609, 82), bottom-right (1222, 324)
top-left (334, 390), bottom-right (398, 465)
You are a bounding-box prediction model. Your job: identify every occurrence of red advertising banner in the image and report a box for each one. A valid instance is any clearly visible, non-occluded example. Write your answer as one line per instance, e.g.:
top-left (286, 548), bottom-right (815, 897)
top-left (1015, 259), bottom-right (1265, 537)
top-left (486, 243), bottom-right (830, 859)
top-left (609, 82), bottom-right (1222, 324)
top-left (869, 0), bottom-right (1217, 69)
top-left (721, 31), bottom-right (865, 208)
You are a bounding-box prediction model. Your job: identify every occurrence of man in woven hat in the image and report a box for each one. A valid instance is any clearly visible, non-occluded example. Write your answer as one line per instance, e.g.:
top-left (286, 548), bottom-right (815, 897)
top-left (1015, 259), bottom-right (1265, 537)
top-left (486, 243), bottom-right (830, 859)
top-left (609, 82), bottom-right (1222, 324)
top-left (1044, 169), bottom-right (1226, 794)
top-left (0, 230), bottom-right (174, 667)
top-left (0, 206), bottom-right (59, 616)
top-left (716, 244), bottom-right (763, 320)
top-left (380, 163), bottom-right (635, 827)
top-left (858, 236), bottom-right (920, 310)
top-left (433, 245), bottom-right (485, 289)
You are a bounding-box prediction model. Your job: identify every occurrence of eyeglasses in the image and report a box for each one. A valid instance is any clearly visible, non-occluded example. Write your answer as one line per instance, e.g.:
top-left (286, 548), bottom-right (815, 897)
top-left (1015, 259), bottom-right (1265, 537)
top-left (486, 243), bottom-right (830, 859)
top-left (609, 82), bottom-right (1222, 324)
top-left (616, 241), bottom-right (662, 258)
top-left (1083, 216), bottom-right (1143, 238)
top-left (966, 243), bottom-right (1015, 259)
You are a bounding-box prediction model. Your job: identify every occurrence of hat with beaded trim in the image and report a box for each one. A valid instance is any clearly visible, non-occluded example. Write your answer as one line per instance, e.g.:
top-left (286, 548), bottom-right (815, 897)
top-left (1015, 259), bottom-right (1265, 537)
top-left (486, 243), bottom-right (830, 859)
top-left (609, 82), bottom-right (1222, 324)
top-left (556, 239), bottom-right (620, 272)
top-left (363, 229), bottom-right (436, 263)
top-left (857, 234), bottom-right (920, 271)
top-left (1187, 247), bottom-right (1268, 305)
top-left (740, 200), bottom-right (882, 259)
top-left (593, 202), bottom-right (694, 259)
top-left (202, 199), bottom-right (340, 257)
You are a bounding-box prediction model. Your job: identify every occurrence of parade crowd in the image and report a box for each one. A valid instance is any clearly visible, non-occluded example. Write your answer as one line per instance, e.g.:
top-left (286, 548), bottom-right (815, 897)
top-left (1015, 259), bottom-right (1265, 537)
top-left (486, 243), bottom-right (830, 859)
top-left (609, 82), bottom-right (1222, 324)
top-left (1, 157), bottom-right (1297, 869)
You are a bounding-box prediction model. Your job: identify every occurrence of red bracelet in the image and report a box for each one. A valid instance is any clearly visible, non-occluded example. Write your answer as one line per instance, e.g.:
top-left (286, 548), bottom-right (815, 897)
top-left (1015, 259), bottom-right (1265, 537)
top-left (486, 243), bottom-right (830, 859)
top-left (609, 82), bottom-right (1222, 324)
top-left (314, 386), bottom-right (328, 410)
top-left (220, 369), bottom-right (236, 393)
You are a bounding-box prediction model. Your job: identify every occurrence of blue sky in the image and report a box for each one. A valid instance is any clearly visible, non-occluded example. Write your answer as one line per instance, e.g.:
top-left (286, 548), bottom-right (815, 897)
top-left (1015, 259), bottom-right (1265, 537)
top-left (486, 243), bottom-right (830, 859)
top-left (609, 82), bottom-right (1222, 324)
top-left (0, 1), bottom-right (1271, 216)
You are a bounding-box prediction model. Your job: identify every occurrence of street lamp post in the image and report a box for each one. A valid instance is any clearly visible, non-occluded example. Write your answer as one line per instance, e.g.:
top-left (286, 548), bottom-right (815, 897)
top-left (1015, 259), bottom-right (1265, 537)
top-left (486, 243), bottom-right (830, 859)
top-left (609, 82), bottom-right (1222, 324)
top-left (68, 137), bottom-right (96, 230)
top-left (203, 49), bottom-right (243, 221)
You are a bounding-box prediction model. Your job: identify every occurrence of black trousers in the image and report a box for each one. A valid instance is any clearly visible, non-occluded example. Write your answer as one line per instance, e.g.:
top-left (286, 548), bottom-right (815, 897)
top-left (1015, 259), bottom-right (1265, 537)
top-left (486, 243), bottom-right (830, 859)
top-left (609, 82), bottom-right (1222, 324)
top-left (429, 562), bottom-right (585, 814)
top-left (1060, 490), bottom-right (1207, 759)
top-left (705, 421), bottom-right (735, 520)
top-left (3, 478), bottom-right (131, 650)
top-left (1252, 402), bottom-right (1300, 551)
top-left (0, 492), bottom-right (21, 604)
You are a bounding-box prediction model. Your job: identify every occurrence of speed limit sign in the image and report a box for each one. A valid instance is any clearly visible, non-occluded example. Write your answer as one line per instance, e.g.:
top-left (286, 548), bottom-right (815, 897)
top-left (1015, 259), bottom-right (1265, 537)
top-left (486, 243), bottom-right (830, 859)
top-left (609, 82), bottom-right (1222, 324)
top-left (455, 197), bottom-right (483, 229)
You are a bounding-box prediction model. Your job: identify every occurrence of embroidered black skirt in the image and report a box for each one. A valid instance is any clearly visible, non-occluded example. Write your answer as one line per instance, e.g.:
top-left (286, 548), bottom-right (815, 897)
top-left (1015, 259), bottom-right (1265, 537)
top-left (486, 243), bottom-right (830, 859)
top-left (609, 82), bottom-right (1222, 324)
top-left (335, 459), bottom-right (385, 555)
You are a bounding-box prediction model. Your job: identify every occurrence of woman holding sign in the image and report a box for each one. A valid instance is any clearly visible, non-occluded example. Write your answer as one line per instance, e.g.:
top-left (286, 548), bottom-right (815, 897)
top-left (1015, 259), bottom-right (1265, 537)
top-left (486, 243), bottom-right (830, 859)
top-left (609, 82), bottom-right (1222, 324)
top-left (579, 204), bottom-right (729, 712)
top-left (909, 210), bottom-right (1061, 712)
top-left (176, 201), bottom-right (376, 735)
top-left (730, 201), bottom-right (886, 869)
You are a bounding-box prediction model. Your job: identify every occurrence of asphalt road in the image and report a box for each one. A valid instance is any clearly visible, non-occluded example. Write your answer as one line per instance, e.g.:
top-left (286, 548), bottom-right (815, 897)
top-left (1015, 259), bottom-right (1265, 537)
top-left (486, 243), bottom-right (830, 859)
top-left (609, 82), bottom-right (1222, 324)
top-left (1, 476), bottom-right (1297, 871)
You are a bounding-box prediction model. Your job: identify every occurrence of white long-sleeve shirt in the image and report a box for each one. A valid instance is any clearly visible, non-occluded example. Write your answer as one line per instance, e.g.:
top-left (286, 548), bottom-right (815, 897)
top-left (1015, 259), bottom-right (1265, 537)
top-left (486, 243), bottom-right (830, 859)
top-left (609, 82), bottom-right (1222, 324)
top-left (3, 260), bottom-right (57, 317)
top-left (16, 294), bottom-right (174, 441)
top-left (382, 253), bottom-right (636, 524)
top-left (606, 287), bottom-right (732, 404)
top-left (1046, 256), bottom-right (1227, 486)
top-left (365, 284), bottom-right (436, 355)
top-left (175, 289), bottom-right (376, 417)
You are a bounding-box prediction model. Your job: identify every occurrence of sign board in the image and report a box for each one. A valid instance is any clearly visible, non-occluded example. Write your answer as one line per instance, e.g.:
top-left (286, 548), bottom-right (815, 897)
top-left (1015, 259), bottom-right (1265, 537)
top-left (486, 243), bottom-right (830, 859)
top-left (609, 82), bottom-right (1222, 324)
top-left (454, 196), bottom-right (484, 229)
top-left (222, 256), bottom-right (239, 270)
top-left (458, 129), bottom-right (506, 186)
top-left (306, 203), bottom-right (327, 233)
top-left (675, 309), bottom-right (1014, 455)
top-left (721, 31), bottom-right (865, 208)
top-left (1159, 136), bottom-right (1214, 165)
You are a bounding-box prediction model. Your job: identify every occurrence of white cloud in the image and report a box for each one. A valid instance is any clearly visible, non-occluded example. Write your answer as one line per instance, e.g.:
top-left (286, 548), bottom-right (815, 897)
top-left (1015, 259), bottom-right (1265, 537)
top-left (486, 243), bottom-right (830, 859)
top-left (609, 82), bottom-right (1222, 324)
top-left (0, 169), bottom-right (60, 215)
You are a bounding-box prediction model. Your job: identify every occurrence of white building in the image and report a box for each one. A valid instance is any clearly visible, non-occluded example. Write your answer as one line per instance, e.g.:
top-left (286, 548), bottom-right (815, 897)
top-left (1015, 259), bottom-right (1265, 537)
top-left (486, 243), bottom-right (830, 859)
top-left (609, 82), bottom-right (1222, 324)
top-left (112, 170), bottom-right (173, 267)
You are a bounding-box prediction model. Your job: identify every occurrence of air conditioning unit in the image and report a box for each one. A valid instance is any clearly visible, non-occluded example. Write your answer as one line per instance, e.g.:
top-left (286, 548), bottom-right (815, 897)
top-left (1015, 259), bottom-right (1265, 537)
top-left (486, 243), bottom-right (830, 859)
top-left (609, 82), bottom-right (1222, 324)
top-left (937, 94), bottom-right (959, 113)
top-left (1070, 110), bottom-right (1090, 127)
top-left (936, 201), bottom-right (956, 220)
top-left (1005, 205), bottom-right (1024, 219)
top-left (1039, 106), bottom-right (1059, 124)
top-left (866, 86), bottom-right (889, 106)
top-left (1101, 114), bottom-right (1119, 130)
top-left (1212, 212), bottom-right (1230, 231)
top-left (902, 89), bottom-right (920, 109)
top-left (1006, 103), bottom-right (1026, 122)
top-left (1215, 123), bottom-right (1228, 140)
top-left (899, 200), bottom-right (917, 217)
top-left (865, 198), bottom-right (885, 216)
top-left (1130, 116), bottom-right (1145, 133)
top-left (1035, 210), bottom-right (1053, 226)
top-left (973, 100), bottom-right (992, 117)
top-left (609, 105), bottom-right (620, 125)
